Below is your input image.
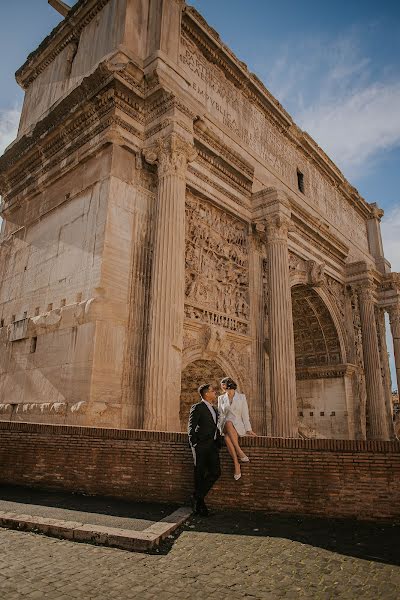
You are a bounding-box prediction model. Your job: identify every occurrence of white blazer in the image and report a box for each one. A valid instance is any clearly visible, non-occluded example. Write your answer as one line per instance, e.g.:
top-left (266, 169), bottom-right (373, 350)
top-left (217, 392), bottom-right (252, 437)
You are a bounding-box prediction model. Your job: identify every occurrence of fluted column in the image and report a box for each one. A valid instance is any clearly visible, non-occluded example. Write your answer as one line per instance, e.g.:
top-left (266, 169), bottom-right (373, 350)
top-left (388, 303), bottom-right (400, 395)
top-left (357, 281), bottom-right (389, 440)
top-left (266, 213), bottom-right (298, 437)
top-left (143, 134), bottom-right (197, 431)
top-left (249, 228), bottom-right (267, 435)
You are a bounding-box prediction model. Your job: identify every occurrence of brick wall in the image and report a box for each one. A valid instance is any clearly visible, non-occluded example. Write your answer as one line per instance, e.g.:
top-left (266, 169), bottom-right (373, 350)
top-left (0, 422), bottom-right (399, 520)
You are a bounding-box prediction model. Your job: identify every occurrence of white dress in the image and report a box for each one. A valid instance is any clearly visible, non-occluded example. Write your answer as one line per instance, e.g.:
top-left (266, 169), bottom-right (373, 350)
top-left (217, 392), bottom-right (252, 437)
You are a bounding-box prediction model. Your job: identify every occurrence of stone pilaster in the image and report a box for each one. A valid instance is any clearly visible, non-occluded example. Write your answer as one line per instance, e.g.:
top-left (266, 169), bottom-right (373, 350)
top-left (357, 281), bottom-right (389, 440)
top-left (266, 212), bottom-right (298, 438)
top-left (388, 303), bottom-right (400, 396)
top-left (143, 133), bottom-right (197, 431)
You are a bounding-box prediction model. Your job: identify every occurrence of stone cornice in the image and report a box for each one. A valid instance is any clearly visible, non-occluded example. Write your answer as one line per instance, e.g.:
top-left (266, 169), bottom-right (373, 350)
top-left (0, 66), bottom-right (146, 213)
top-left (183, 6), bottom-right (374, 222)
top-left (296, 364), bottom-right (359, 380)
top-left (289, 207), bottom-right (349, 264)
top-left (195, 141), bottom-right (252, 195)
top-left (194, 119), bottom-right (254, 181)
top-left (15, 0), bottom-right (112, 90)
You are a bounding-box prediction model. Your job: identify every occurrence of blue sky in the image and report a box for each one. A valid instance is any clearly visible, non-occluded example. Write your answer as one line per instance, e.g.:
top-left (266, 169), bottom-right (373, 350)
top-left (0, 1), bottom-right (399, 388)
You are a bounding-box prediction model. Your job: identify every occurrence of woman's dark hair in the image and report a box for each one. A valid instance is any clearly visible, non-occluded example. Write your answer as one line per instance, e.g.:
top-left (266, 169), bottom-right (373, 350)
top-left (220, 377), bottom-right (237, 390)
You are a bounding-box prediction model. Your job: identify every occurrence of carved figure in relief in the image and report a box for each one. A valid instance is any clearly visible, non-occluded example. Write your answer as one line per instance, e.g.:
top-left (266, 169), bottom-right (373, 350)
top-left (325, 275), bottom-right (346, 317)
top-left (307, 260), bottom-right (325, 287)
top-left (185, 195), bottom-right (249, 325)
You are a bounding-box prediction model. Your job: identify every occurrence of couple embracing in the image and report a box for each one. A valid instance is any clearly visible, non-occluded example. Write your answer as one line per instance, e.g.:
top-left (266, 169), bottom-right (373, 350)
top-left (188, 377), bottom-right (256, 516)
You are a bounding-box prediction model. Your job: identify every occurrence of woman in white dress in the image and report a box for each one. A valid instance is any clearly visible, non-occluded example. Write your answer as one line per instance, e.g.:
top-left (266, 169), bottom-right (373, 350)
top-left (218, 377), bottom-right (256, 481)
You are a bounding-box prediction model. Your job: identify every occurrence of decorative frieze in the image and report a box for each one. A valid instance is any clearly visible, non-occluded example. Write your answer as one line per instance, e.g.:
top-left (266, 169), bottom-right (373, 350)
top-left (185, 194), bottom-right (250, 328)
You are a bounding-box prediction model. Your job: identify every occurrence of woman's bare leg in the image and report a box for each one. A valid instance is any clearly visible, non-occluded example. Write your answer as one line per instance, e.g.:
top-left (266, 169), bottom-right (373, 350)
top-left (223, 430), bottom-right (241, 476)
top-left (225, 421), bottom-right (246, 459)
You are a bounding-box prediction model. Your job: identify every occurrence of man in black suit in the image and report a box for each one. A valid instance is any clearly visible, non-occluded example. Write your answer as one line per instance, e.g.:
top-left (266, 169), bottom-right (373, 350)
top-left (188, 383), bottom-right (221, 516)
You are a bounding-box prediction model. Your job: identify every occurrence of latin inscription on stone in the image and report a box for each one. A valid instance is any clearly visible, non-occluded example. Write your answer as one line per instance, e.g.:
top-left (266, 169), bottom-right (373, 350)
top-left (180, 35), bottom-right (368, 251)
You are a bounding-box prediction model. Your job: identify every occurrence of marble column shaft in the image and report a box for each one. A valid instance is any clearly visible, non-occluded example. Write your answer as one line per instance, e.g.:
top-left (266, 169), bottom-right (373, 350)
top-left (266, 214), bottom-right (298, 437)
top-left (249, 232), bottom-right (267, 435)
top-left (143, 134), bottom-right (196, 431)
top-left (388, 304), bottom-right (400, 395)
top-left (357, 282), bottom-right (389, 440)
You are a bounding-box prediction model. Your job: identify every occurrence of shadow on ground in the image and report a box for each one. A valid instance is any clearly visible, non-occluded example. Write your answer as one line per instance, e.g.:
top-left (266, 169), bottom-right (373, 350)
top-left (154, 509), bottom-right (400, 567)
top-left (0, 484), bottom-right (178, 520)
top-left (1, 484), bottom-right (399, 567)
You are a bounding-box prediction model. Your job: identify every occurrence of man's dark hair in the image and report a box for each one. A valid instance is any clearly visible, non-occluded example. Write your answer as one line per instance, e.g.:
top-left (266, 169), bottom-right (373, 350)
top-left (198, 383), bottom-right (211, 398)
top-left (221, 377), bottom-right (237, 390)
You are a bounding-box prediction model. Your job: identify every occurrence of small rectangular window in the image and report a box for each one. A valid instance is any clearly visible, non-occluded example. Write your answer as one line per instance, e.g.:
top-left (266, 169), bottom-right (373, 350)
top-left (0, 319), bottom-right (4, 328)
top-left (297, 170), bottom-right (305, 193)
top-left (30, 337), bottom-right (37, 353)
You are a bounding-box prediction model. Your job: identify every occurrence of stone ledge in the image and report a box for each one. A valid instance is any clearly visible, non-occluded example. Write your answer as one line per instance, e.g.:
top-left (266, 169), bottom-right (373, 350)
top-left (0, 506), bottom-right (191, 552)
top-left (1, 421), bottom-right (399, 453)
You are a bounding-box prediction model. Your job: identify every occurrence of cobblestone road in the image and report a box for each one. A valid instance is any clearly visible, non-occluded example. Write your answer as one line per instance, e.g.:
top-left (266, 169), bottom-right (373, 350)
top-left (1, 511), bottom-right (399, 599)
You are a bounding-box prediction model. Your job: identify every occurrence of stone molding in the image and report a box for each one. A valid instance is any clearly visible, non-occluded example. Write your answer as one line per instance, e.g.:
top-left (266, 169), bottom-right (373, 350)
top-left (3, 420), bottom-right (399, 452)
top-left (16, 0), bottom-right (112, 89)
top-left (182, 7), bottom-right (374, 223)
top-left (296, 364), bottom-right (359, 380)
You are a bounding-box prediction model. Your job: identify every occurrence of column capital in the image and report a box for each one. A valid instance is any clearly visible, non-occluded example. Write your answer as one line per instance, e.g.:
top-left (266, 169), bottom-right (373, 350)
top-left (143, 133), bottom-right (197, 179)
top-left (352, 275), bottom-right (377, 302)
top-left (368, 202), bottom-right (384, 221)
top-left (388, 302), bottom-right (400, 327)
top-left (265, 213), bottom-right (291, 243)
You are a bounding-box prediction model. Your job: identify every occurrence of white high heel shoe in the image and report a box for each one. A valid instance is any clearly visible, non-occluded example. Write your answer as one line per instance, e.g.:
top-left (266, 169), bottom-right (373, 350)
top-left (239, 454), bottom-right (249, 463)
top-left (234, 472), bottom-right (242, 481)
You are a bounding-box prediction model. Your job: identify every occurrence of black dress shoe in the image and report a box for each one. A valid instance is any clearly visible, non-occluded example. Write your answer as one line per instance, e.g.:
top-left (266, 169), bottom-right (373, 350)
top-left (190, 494), bottom-right (199, 514)
top-left (197, 502), bottom-right (209, 517)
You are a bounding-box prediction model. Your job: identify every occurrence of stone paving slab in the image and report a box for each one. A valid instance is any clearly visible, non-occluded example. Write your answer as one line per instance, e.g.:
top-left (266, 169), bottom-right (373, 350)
top-left (0, 486), bottom-right (191, 551)
top-left (0, 506), bottom-right (191, 551)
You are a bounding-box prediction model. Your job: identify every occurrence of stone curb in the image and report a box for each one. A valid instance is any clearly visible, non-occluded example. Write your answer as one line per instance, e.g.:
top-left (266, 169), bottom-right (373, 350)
top-left (0, 506), bottom-right (192, 551)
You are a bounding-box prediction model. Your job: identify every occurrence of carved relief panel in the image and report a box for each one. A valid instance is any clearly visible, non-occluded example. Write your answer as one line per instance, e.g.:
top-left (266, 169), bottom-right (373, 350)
top-left (185, 194), bottom-right (249, 334)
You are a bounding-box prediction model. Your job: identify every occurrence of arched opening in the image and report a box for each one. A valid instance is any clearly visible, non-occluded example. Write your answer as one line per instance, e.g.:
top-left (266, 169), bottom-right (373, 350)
top-left (291, 285), bottom-right (349, 439)
top-left (180, 359), bottom-right (225, 432)
top-left (292, 285), bottom-right (342, 368)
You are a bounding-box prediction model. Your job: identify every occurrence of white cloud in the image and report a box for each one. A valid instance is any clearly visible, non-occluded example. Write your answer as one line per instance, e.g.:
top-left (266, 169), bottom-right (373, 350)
top-left (298, 82), bottom-right (400, 175)
top-left (0, 106), bottom-right (21, 155)
top-left (263, 30), bottom-right (400, 179)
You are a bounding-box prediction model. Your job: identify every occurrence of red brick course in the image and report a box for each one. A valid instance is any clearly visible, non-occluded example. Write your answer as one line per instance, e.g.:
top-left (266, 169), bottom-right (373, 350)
top-left (0, 421), bottom-right (399, 520)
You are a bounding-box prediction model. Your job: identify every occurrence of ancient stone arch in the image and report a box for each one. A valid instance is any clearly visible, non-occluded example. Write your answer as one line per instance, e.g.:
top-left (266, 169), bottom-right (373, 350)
top-left (291, 284), bottom-right (352, 439)
top-left (291, 284), bottom-right (343, 369)
top-left (0, 0), bottom-right (397, 440)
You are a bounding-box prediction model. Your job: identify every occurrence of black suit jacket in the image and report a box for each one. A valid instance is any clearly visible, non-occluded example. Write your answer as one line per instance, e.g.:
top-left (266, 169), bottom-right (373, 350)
top-left (188, 401), bottom-right (221, 448)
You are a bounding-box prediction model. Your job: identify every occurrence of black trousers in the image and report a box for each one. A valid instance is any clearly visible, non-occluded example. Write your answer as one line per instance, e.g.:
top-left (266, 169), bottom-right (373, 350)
top-left (193, 440), bottom-right (221, 502)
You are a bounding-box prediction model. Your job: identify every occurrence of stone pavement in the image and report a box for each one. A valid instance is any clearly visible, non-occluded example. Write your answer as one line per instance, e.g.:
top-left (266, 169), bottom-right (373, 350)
top-left (1, 495), bottom-right (399, 600)
top-left (0, 486), bottom-right (190, 551)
